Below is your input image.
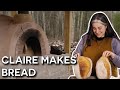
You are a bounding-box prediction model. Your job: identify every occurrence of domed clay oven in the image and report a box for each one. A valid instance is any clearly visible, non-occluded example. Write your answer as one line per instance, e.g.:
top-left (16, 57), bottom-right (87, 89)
top-left (0, 14), bottom-right (50, 58)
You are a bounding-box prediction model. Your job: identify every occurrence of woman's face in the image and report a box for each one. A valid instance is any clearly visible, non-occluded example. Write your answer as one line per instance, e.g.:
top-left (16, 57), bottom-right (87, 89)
top-left (92, 20), bottom-right (107, 38)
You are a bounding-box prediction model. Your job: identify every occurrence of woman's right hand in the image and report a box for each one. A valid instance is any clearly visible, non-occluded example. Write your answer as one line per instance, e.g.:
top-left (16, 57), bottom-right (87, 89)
top-left (74, 53), bottom-right (80, 58)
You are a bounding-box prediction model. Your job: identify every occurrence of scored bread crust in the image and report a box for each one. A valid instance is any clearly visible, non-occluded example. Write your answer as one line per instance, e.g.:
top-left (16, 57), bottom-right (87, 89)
top-left (74, 56), bottom-right (92, 79)
top-left (96, 56), bottom-right (112, 79)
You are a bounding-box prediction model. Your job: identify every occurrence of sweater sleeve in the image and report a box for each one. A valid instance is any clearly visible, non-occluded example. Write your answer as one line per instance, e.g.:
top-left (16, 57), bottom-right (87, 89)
top-left (72, 35), bottom-right (87, 56)
top-left (111, 38), bottom-right (120, 68)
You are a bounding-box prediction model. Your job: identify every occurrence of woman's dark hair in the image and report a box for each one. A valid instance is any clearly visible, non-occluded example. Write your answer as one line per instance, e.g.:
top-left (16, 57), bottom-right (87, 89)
top-left (86, 12), bottom-right (119, 46)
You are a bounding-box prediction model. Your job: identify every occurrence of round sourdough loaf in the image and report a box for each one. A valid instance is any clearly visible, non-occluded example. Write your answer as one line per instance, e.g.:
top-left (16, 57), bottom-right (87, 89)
top-left (74, 56), bottom-right (92, 79)
top-left (96, 56), bottom-right (112, 79)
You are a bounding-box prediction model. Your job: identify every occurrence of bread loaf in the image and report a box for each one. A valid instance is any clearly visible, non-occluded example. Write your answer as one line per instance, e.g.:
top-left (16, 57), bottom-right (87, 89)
top-left (74, 56), bottom-right (92, 79)
top-left (96, 56), bottom-right (112, 79)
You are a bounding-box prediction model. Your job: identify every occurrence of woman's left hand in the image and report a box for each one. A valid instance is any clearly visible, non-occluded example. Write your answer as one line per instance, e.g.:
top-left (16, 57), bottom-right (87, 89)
top-left (102, 51), bottom-right (116, 59)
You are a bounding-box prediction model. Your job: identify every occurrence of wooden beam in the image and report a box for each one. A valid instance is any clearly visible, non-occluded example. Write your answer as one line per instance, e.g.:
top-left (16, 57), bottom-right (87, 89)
top-left (64, 11), bottom-right (72, 54)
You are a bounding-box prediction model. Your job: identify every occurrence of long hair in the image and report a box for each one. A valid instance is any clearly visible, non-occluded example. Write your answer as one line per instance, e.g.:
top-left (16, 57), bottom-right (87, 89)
top-left (84, 11), bottom-right (120, 46)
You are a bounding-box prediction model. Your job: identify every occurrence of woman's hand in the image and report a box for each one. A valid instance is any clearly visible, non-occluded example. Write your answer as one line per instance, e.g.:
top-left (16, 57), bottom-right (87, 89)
top-left (102, 51), bottom-right (116, 59)
top-left (74, 53), bottom-right (80, 61)
top-left (74, 53), bottom-right (80, 59)
top-left (75, 53), bottom-right (80, 62)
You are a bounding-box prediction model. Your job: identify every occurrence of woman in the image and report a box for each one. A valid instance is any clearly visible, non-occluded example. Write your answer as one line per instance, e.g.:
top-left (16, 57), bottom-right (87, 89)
top-left (72, 11), bottom-right (120, 78)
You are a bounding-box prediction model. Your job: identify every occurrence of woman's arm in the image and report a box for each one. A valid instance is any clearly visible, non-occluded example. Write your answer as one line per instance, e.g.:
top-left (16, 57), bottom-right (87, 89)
top-left (111, 38), bottom-right (120, 68)
top-left (72, 35), bottom-right (87, 57)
